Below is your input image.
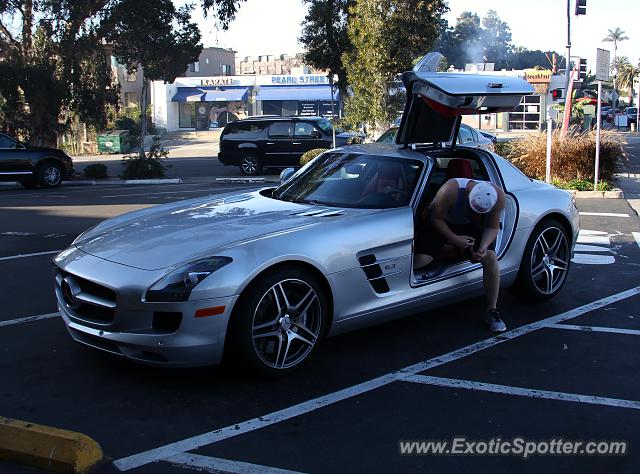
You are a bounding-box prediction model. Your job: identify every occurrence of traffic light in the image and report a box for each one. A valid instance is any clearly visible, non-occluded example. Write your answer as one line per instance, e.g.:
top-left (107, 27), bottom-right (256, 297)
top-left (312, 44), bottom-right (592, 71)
top-left (575, 0), bottom-right (587, 15)
top-left (551, 89), bottom-right (563, 101)
top-left (579, 58), bottom-right (588, 81)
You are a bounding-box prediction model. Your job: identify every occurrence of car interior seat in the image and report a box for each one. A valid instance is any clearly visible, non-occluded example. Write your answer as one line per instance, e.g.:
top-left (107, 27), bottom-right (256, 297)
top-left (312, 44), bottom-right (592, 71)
top-left (361, 162), bottom-right (404, 197)
top-left (445, 158), bottom-right (474, 180)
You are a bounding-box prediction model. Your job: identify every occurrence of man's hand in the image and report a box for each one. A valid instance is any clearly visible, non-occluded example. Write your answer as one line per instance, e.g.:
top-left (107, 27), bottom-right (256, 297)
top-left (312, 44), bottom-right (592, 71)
top-left (472, 246), bottom-right (488, 261)
top-left (451, 235), bottom-right (475, 251)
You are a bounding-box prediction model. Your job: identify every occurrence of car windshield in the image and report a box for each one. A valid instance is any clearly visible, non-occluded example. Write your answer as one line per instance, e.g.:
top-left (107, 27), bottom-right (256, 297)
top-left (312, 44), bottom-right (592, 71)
top-left (376, 127), bottom-right (398, 143)
top-left (316, 118), bottom-right (344, 135)
top-left (274, 151), bottom-right (423, 209)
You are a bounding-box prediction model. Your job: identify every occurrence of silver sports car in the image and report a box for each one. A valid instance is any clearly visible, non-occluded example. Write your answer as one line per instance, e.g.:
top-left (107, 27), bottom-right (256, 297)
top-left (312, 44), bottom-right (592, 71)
top-left (54, 59), bottom-right (579, 375)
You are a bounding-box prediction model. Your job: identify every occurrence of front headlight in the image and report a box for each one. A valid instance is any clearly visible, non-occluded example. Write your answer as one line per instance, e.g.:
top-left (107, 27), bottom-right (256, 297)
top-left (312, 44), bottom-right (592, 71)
top-left (145, 257), bottom-right (232, 302)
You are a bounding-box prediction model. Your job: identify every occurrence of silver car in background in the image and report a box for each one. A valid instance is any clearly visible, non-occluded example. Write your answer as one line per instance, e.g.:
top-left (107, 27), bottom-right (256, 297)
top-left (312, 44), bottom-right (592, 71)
top-left (377, 123), bottom-right (495, 151)
top-left (54, 60), bottom-right (578, 376)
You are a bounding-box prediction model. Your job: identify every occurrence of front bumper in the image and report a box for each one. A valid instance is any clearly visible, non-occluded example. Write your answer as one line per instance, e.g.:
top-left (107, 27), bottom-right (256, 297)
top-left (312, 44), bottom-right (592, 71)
top-left (54, 250), bottom-right (238, 367)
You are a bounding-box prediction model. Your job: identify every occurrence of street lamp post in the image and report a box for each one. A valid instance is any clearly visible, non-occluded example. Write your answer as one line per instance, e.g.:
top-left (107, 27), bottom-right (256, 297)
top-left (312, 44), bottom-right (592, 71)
top-left (328, 73), bottom-right (336, 148)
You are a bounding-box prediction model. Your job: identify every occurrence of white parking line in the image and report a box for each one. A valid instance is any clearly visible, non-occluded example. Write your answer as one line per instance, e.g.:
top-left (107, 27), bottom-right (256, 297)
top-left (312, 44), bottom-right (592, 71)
top-left (166, 453), bottom-right (306, 474)
top-left (112, 285), bottom-right (640, 471)
top-left (0, 312), bottom-right (59, 328)
top-left (633, 232), bottom-right (640, 250)
top-left (579, 212), bottom-right (629, 217)
top-left (0, 250), bottom-right (61, 262)
top-left (399, 374), bottom-right (640, 410)
top-left (546, 323), bottom-right (640, 336)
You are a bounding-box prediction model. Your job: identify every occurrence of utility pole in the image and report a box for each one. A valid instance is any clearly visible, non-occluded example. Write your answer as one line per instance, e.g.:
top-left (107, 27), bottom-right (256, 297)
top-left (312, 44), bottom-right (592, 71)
top-left (564, 0), bottom-right (571, 103)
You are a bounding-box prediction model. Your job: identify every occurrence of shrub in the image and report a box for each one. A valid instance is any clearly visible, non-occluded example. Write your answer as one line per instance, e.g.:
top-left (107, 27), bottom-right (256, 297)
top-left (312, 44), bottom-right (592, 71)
top-left (500, 131), bottom-right (626, 182)
top-left (552, 179), bottom-right (612, 191)
top-left (83, 163), bottom-right (108, 179)
top-left (120, 136), bottom-right (168, 179)
top-left (300, 148), bottom-right (328, 166)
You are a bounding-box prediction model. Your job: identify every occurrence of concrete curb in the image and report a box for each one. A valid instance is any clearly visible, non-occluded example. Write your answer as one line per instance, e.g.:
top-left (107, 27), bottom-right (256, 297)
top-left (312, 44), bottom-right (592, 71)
top-left (569, 188), bottom-right (624, 199)
top-left (0, 416), bottom-right (103, 473)
top-left (123, 178), bottom-right (182, 185)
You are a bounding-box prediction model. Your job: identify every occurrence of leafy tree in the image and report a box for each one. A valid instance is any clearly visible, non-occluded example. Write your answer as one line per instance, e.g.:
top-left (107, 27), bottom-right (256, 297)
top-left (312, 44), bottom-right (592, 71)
top-left (343, 0), bottom-right (448, 134)
top-left (481, 10), bottom-right (511, 69)
top-left (104, 0), bottom-right (202, 157)
top-left (507, 47), bottom-right (565, 71)
top-left (299, 0), bottom-right (354, 104)
top-left (0, 0), bottom-right (117, 145)
top-left (438, 11), bottom-right (482, 69)
top-left (201, 0), bottom-right (247, 29)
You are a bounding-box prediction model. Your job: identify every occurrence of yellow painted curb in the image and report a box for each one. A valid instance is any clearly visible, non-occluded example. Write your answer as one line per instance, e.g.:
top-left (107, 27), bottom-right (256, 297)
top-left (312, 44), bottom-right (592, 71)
top-left (0, 417), bottom-right (103, 473)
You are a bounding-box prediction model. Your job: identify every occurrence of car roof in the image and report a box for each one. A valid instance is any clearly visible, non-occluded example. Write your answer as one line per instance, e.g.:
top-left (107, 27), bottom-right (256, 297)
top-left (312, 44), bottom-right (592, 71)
top-left (238, 115), bottom-right (326, 123)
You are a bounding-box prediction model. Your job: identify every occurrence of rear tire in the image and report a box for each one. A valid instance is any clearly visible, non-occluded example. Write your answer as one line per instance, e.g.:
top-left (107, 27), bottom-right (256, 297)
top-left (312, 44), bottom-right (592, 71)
top-left (227, 267), bottom-right (328, 377)
top-left (510, 218), bottom-right (571, 301)
top-left (239, 154), bottom-right (262, 176)
top-left (36, 162), bottom-right (63, 188)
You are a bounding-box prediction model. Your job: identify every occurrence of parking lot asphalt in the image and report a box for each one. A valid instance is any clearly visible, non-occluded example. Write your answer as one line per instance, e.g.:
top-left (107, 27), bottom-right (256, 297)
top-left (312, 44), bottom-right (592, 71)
top-left (1, 183), bottom-right (640, 473)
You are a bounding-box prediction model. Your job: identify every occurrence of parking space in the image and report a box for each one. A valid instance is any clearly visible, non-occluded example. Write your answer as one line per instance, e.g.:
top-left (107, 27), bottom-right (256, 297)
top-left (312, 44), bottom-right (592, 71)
top-left (1, 186), bottom-right (640, 473)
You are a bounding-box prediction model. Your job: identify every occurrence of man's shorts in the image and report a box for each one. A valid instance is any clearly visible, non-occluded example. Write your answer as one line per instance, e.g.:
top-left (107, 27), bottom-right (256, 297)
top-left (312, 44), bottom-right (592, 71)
top-left (415, 219), bottom-right (495, 263)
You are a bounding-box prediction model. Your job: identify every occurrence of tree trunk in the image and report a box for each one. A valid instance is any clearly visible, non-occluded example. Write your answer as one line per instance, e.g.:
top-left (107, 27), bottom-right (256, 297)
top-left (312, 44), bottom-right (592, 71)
top-left (139, 75), bottom-right (149, 158)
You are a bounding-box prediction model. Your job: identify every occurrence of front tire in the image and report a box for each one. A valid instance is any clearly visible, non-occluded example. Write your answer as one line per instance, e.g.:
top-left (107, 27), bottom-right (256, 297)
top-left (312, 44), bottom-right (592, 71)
top-left (511, 218), bottom-right (571, 301)
top-left (228, 267), bottom-right (328, 376)
top-left (37, 162), bottom-right (63, 188)
top-left (239, 154), bottom-right (263, 176)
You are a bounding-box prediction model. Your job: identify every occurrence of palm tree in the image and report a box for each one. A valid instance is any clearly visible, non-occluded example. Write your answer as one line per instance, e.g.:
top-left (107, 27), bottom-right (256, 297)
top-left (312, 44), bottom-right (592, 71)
top-left (603, 27), bottom-right (629, 89)
top-left (616, 58), bottom-right (639, 107)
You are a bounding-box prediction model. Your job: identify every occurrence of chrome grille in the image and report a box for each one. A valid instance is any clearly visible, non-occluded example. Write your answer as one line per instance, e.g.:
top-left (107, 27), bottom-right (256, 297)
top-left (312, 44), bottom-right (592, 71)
top-left (56, 270), bottom-right (116, 323)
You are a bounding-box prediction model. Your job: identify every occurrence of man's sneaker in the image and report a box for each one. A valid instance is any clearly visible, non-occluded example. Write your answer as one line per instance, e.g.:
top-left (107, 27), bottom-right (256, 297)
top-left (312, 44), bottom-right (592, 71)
top-left (486, 309), bottom-right (506, 332)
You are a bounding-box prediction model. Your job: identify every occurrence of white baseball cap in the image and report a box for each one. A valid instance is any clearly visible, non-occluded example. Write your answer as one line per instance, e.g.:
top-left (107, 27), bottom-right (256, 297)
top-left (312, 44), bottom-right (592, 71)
top-left (468, 182), bottom-right (498, 214)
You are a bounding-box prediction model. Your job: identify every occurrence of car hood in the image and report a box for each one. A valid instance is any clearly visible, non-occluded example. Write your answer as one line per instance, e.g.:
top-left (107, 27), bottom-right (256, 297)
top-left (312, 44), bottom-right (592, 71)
top-left (396, 60), bottom-right (533, 145)
top-left (74, 190), bottom-right (358, 270)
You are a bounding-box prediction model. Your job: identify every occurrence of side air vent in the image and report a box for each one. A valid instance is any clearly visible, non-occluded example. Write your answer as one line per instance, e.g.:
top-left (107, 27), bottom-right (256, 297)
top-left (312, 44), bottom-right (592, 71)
top-left (358, 254), bottom-right (390, 294)
top-left (291, 209), bottom-right (345, 217)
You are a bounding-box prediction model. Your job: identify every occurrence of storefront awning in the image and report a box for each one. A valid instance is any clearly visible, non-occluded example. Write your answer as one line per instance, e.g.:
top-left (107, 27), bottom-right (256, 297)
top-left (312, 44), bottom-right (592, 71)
top-left (202, 88), bottom-right (248, 102)
top-left (171, 88), bottom-right (205, 102)
top-left (256, 86), bottom-right (335, 101)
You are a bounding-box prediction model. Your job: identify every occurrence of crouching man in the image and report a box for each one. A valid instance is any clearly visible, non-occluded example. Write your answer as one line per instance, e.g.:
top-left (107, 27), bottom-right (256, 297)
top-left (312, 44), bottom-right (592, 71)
top-left (414, 177), bottom-right (506, 332)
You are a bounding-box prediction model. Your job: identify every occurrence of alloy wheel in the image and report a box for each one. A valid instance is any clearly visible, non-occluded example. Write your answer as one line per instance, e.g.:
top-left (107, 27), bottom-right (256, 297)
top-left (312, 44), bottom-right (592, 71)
top-left (251, 279), bottom-right (322, 369)
top-left (241, 156), bottom-right (259, 175)
top-left (530, 226), bottom-right (569, 295)
top-left (43, 165), bottom-right (62, 186)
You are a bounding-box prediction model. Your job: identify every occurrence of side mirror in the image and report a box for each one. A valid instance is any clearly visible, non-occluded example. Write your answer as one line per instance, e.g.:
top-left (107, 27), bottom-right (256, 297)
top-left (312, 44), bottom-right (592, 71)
top-left (280, 167), bottom-right (296, 184)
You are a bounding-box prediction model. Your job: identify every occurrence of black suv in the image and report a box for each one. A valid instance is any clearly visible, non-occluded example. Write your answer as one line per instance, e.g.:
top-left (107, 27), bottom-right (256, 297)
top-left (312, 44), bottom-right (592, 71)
top-left (0, 132), bottom-right (74, 188)
top-left (218, 116), bottom-right (358, 175)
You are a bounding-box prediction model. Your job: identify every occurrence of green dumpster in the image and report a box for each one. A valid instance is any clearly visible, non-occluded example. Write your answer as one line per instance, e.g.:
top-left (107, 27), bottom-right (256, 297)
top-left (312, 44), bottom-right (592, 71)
top-left (97, 130), bottom-right (130, 154)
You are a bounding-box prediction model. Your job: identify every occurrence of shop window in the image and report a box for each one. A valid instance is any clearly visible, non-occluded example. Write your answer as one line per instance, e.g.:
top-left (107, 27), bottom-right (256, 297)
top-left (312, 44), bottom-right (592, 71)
top-left (179, 103), bottom-right (195, 128)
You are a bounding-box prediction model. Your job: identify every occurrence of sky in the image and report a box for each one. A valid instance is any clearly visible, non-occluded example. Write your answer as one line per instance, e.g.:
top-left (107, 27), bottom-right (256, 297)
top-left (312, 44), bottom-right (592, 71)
top-left (183, 0), bottom-right (639, 69)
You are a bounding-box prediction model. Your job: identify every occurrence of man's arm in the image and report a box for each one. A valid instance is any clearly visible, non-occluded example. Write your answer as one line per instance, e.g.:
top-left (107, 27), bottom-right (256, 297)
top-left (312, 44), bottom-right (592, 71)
top-left (476, 188), bottom-right (506, 255)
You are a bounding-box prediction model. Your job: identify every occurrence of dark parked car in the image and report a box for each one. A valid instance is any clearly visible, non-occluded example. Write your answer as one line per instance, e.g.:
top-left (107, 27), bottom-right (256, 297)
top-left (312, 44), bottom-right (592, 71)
top-left (218, 116), bottom-right (360, 175)
top-left (376, 123), bottom-right (494, 151)
top-left (0, 133), bottom-right (74, 188)
top-left (626, 107), bottom-right (638, 125)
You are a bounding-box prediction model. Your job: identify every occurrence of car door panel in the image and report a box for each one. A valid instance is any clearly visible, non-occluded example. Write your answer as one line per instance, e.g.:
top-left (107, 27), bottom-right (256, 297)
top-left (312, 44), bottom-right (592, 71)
top-left (265, 122), bottom-right (293, 166)
top-left (0, 135), bottom-right (33, 176)
top-left (291, 122), bottom-right (326, 165)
